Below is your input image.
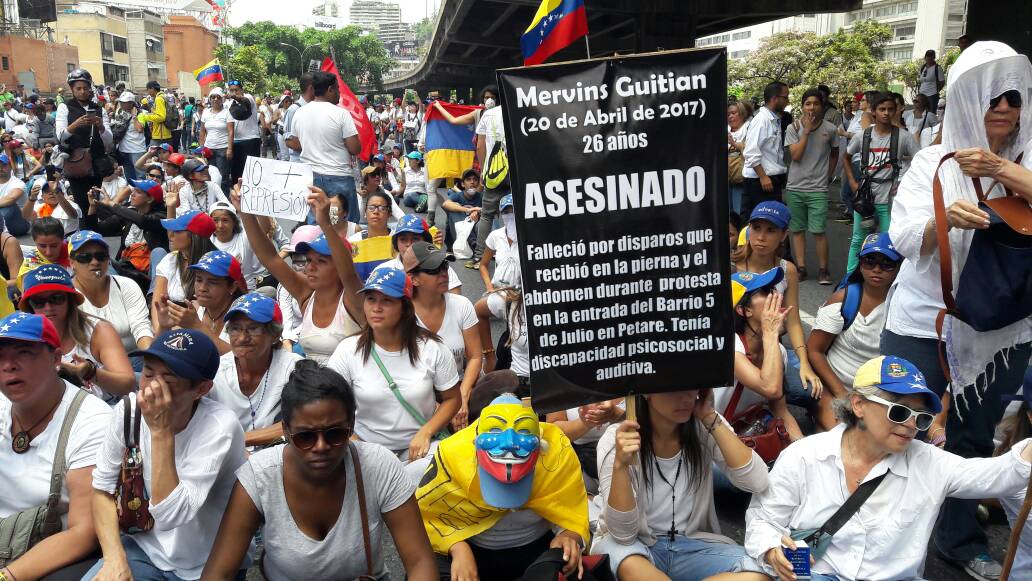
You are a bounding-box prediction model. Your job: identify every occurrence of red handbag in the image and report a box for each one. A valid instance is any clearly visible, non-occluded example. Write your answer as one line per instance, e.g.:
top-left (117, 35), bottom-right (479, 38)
top-left (724, 334), bottom-right (790, 465)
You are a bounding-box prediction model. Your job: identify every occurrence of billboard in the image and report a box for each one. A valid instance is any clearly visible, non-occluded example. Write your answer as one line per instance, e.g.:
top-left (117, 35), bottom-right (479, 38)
top-left (17, 0), bottom-right (56, 23)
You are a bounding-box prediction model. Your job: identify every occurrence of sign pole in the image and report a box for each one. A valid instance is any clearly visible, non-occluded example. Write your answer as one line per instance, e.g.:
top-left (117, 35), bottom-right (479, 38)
top-left (624, 393), bottom-right (638, 466)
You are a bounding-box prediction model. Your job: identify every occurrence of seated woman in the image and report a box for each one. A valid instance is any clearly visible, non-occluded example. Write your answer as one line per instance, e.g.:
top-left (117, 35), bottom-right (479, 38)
top-left (69, 231), bottom-right (154, 359)
top-left (202, 360), bottom-right (438, 581)
top-left (155, 250), bottom-right (246, 355)
top-left (716, 267), bottom-right (803, 442)
top-left (594, 390), bottom-right (770, 581)
top-left (746, 356), bottom-right (1032, 581)
top-left (377, 214), bottom-right (462, 293)
top-left (84, 178), bottom-right (169, 291)
top-left (0, 312), bottom-right (111, 580)
top-left (807, 233), bottom-right (901, 432)
top-left (23, 173), bottom-right (81, 236)
top-left (20, 264), bottom-right (135, 403)
top-left (209, 200), bottom-right (268, 290)
top-left (151, 210), bottom-right (217, 324)
top-left (474, 287), bottom-right (528, 389)
top-left (326, 266), bottom-right (461, 481)
top-left (418, 371), bottom-right (590, 581)
top-left (478, 194), bottom-right (520, 292)
top-left (209, 292), bottom-right (303, 446)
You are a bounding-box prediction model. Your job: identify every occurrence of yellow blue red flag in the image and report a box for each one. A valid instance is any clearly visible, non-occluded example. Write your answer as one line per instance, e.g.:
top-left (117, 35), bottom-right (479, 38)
top-left (424, 103), bottom-right (480, 181)
top-left (193, 59), bottom-right (224, 85)
top-left (351, 235), bottom-right (394, 281)
top-left (521, 0), bottom-right (588, 66)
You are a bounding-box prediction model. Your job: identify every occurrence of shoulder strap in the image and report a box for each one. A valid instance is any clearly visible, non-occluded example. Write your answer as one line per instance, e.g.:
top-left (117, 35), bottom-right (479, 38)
top-left (806, 472), bottom-right (887, 546)
top-left (860, 127), bottom-right (873, 177)
top-left (723, 333), bottom-right (748, 420)
top-left (840, 281), bottom-right (863, 331)
top-left (46, 390), bottom-right (88, 511)
top-left (370, 346), bottom-right (430, 426)
top-left (889, 127), bottom-right (901, 182)
top-left (349, 442), bottom-right (374, 579)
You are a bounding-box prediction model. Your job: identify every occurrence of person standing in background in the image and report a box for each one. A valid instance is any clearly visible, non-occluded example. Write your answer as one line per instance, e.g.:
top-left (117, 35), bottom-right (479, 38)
top-left (225, 80), bottom-right (262, 188)
top-left (138, 81), bottom-right (173, 150)
top-left (741, 81), bottom-right (789, 218)
top-left (918, 49), bottom-right (946, 113)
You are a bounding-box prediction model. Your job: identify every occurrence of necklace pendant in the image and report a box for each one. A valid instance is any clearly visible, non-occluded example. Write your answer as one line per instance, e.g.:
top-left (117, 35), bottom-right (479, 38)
top-left (12, 430), bottom-right (31, 453)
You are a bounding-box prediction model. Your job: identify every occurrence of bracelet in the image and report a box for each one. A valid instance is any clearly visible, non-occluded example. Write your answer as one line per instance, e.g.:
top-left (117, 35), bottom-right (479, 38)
top-left (793, 345), bottom-right (806, 352)
top-left (704, 414), bottom-right (721, 434)
top-left (481, 348), bottom-right (495, 355)
top-left (81, 360), bottom-right (98, 382)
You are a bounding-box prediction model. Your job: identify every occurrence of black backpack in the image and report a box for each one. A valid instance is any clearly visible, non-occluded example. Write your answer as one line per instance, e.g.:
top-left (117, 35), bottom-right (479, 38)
top-left (161, 97), bottom-right (179, 131)
top-left (852, 126), bottom-right (900, 220)
top-left (229, 95), bottom-right (252, 121)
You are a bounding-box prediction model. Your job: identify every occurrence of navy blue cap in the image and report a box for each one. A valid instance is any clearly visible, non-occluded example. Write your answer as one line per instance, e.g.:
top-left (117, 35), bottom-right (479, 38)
top-left (130, 329), bottom-right (220, 380)
top-left (749, 201), bottom-right (790, 230)
top-left (859, 232), bottom-right (902, 262)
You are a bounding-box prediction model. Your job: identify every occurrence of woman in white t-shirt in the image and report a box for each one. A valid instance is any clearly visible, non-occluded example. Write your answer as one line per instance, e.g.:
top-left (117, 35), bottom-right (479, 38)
top-left (326, 266), bottom-right (461, 481)
top-left (208, 292), bottom-right (303, 446)
top-left (209, 200), bottom-right (266, 290)
top-left (152, 210), bottom-right (217, 321)
top-left (155, 250), bottom-right (245, 356)
top-left (475, 288), bottom-right (529, 382)
top-left (402, 241), bottom-right (481, 431)
top-left (715, 268), bottom-right (803, 442)
top-left (0, 312), bottom-right (112, 579)
top-left (199, 87), bottom-right (235, 190)
top-left (479, 194), bottom-right (520, 292)
top-left (902, 94), bottom-right (939, 143)
top-left (807, 232), bottom-right (901, 433)
top-left (202, 360), bottom-right (438, 580)
top-left (398, 151), bottom-right (429, 210)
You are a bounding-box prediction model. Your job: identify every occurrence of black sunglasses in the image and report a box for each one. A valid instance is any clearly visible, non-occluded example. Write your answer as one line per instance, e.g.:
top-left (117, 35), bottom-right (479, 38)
top-left (287, 427), bottom-right (351, 450)
top-left (28, 293), bottom-right (68, 309)
top-left (990, 90), bottom-right (1022, 109)
top-left (417, 262), bottom-right (447, 276)
top-left (860, 255), bottom-right (900, 271)
top-left (73, 251), bottom-right (110, 264)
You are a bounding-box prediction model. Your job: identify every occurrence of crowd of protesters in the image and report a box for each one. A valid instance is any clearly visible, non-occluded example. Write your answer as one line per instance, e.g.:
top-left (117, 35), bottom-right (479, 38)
top-left (0, 34), bottom-right (1029, 581)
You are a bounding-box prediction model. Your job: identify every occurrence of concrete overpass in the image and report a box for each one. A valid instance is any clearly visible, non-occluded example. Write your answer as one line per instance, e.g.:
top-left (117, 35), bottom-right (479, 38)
top-left (372, 0), bottom-right (862, 95)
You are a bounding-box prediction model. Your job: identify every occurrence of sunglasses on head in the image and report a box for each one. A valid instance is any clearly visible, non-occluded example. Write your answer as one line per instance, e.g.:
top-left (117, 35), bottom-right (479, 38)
top-left (860, 255), bottom-right (899, 271)
top-left (28, 292), bottom-right (69, 309)
top-left (73, 250), bottom-right (110, 264)
top-left (417, 262), bottom-right (447, 276)
top-left (863, 394), bottom-right (935, 431)
top-left (287, 426), bottom-right (351, 450)
top-left (990, 90), bottom-right (1022, 109)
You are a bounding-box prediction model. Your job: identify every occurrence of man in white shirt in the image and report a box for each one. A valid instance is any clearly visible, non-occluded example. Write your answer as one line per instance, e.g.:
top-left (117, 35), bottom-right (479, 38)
top-left (470, 95), bottom-right (507, 269)
top-left (226, 80), bottom-right (262, 189)
top-left (87, 330), bottom-right (245, 581)
top-left (742, 81), bottom-right (790, 218)
top-left (283, 73), bottom-right (314, 164)
top-left (918, 49), bottom-right (946, 113)
top-left (290, 71), bottom-right (362, 224)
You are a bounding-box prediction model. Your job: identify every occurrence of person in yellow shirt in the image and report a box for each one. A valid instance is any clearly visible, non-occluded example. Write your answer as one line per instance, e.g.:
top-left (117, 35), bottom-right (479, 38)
top-left (138, 80), bottom-right (172, 147)
top-left (16, 217), bottom-right (69, 290)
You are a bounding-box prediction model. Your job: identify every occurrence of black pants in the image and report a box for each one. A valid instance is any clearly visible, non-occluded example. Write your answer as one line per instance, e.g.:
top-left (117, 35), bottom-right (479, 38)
top-left (41, 553), bottom-right (100, 580)
top-left (741, 173), bottom-right (787, 219)
top-left (231, 138), bottom-right (262, 186)
top-left (437, 532), bottom-right (554, 581)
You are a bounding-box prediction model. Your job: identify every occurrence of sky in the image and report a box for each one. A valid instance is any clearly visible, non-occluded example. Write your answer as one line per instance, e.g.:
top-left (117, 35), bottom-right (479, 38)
top-left (227, 0), bottom-right (438, 27)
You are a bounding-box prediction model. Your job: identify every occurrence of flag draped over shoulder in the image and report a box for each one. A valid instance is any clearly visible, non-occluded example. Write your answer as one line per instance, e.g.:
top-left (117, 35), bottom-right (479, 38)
top-left (424, 103), bottom-right (481, 181)
top-left (521, 0), bottom-right (588, 66)
top-left (416, 421), bottom-right (590, 554)
top-left (320, 57), bottom-right (376, 163)
top-left (351, 235), bottom-right (394, 282)
top-left (193, 59), bottom-right (223, 85)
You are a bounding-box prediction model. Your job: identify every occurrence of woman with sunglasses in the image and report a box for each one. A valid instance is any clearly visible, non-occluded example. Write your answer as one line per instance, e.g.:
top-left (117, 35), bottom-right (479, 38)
top-left (69, 231), bottom-right (153, 359)
top-left (199, 87), bottom-right (234, 193)
top-left (234, 185), bottom-right (364, 364)
top-left (20, 264), bottom-right (135, 402)
top-left (278, 225), bottom-right (319, 354)
top-left (155, 250), bottom-right (245, 355)
top-left (152, 209), bottom-right (217, 324)
top-left (807, 233), bottom-right (902, 433)
top-left (203, 360), bottom-right (438, 581)
top-left (885, 42), bottom-right (1032, 573)
top-left (209, 292), bottom-right (303, 446)
top-left (747, 356), bottom-right (1032, 581)
top-left (403, 241), bottom-right (481, 431)
top-left (326, 266), bottom-right (461, 481)
top-left (85, 178), bottom-right (169, 291)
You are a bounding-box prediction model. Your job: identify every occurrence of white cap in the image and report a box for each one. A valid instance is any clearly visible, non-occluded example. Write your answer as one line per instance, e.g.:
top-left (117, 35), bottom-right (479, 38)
top-left (117, 92), bottom-right (136, 103)
top-left (208, 87), bottom-right (224, 97)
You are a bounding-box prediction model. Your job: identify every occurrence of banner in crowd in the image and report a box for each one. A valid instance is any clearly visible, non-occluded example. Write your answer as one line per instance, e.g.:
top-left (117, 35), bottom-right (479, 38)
top-left (497, 48), bottom-right (732, 413)
top-left (424, 102), bottom-right (480, 180)
top-left (320, 56), bottom-right (376, 163)
top-left (239, 156), bottom-right (312, 222)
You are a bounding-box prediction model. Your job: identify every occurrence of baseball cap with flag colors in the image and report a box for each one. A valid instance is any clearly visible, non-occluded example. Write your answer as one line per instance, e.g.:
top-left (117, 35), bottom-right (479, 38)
top-left (161, 210), bottom-right (216, 237)
top-left (0, 312), bottom-right (61, 349)
top-left (730, 266), bottom-right (784, 308)
top-left (360, 266), bottom-right (412, 299)
top-left (188, 250), bottom-right (245, 288)
top-left (128, 178), bottom-right (163, 202)
top-left (853, 355), bottom-right (942, 413)
top-left (19, 264), bottom-right (85, 311)
top-left (224, 292), bottom-right (282, 324)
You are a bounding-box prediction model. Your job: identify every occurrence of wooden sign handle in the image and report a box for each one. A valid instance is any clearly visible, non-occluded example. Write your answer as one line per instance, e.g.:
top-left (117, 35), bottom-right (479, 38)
top-left (624, 394), bottom-right (638, 466)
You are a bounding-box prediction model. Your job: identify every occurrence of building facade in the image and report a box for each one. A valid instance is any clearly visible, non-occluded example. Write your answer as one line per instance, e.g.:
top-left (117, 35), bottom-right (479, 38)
top-left (378, 21), bottom-right (412, 45)
top-left (349, 0), bottom-right (400, 30)
top-left (162, 14), bottom-right (216, 89)
top-left (312, 0), bottom-right (339, 18)
top-left (0, 35), bottom-right (79, 93)
top-left (126, 9), bottom-right (166, 90)
top-left (54, 3), bottom-right (131, 86)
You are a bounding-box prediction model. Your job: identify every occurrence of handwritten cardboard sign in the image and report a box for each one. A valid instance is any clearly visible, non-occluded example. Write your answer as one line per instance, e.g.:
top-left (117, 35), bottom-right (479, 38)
top-left (239, 156), bottom-right (313, 222)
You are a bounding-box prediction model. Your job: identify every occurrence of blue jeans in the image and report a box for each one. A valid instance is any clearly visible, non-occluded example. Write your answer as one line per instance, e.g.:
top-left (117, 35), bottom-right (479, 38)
top-left (209, 147), bottom-right (231, 192)
top-left (839, 160), bottom-right (860, 213)
top-left (403, 190), bottom-right (426, 208)
top-left (118, 151), bottom-right (143, 181)
top-left (593, 534), bottom-right (762, 581)
top-left (729, 183), bottom-right (745, 216)
top-left (310, 173), bottom-right (358, 224)
top-left (0, 203), bottom-right (29, 236)
top-left (81, 536), bottom-right (199, 581)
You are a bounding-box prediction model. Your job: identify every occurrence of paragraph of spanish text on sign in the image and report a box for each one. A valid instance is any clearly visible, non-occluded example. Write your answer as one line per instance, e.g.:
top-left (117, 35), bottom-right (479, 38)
top-left (498, 48), bottom-right (733, 413)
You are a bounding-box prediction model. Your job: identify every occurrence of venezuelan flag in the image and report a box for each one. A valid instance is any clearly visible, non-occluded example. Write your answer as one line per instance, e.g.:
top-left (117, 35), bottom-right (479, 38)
top-left (351, 235), bottom-right (394, 281)
top-left (193, 59), bottom-right (224, 85)
top-left (424, 103), bottom-right (479, 181)
top-left (521, 0), bottom-right (588, 66)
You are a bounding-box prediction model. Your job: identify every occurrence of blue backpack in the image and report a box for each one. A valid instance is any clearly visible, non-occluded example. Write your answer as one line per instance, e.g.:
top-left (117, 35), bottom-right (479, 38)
top-left (836, 274), bottom-right (864, 332)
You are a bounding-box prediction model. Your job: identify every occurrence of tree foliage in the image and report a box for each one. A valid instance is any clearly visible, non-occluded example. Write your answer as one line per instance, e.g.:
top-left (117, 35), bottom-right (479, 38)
top-left (891, 47), bottom-right (961, 98)
top-left (217, 22), bottom-right (395, 91)
top-left (729, 20), bottom-right (895, 109)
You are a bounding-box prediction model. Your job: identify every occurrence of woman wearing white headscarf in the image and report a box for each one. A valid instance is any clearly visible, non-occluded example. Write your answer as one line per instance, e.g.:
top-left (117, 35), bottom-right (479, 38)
top-left (884, 41), bottom-right (1032, 576)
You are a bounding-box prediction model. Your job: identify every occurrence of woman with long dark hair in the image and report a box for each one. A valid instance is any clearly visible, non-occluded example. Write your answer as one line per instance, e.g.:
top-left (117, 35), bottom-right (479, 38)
top-left (151, 210), bottom-right (217, 324)
top-left (155, 250), bottom-right (245, 355)
top-left (326, 266), bottom-right (461, 481)
top-left (593, 390), bottom-right (769, 580)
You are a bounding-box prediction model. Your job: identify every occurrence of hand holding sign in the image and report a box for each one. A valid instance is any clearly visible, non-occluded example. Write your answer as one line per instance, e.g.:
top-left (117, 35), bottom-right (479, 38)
top-left (239, 156), bottom-right (313, 222)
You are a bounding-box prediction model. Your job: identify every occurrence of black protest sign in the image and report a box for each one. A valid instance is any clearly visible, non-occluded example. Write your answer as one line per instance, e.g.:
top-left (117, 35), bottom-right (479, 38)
top-left (497, 48), bottom-right (732, 414)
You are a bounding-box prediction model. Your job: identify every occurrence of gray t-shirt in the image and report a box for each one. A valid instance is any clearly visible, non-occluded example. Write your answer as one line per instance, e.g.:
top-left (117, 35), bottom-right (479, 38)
top-left (785, 120), bottom-right (839, 193)
top-left (846, 127), bottom-right (918, 205)
top-left (237, 442), bottom-right (414, 580)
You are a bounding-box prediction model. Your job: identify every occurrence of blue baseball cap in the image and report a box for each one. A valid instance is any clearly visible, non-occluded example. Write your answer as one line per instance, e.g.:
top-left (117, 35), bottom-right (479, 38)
top-left (20, 264), bottom-right (84, 311)
top-left (295, 234), bottom-right (332, 256)
top-left (373, 153), bottom-right (385, 162)
top-left (393, 214), bottom-right (430, 237)
top-left (224, 292), bottom-right (283, 324)
top-left (360, 267), bottom-right (412, 299)
top-left (0, 154), bottom-right (8, 165)
top-left (0, 312), bottom-right (61, 349)
top-left (158, 143), bottom-right (173, 152)
top-left (127, 178), bottom-right (164, 202)
top-left (160, 210), bottom-right (216, 237)
top-left (730, 266), bottom-right (784, 307)
top-left (68, 230), bottom-right (109, 252)
top-left (130, 329), bottom-right (220, 380)
top-left (853, 355), bottom-right (942, 414)
top-left (859, 232), bottom-right (902, 262)
top-left (406, 151), bottom-right (423, 160)
top-left (500, 194), bottom-right (513, 212)
top-left (188, 250), bottom-right (245, 288)
top-left (749, 201), bottom-right (790, 230)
